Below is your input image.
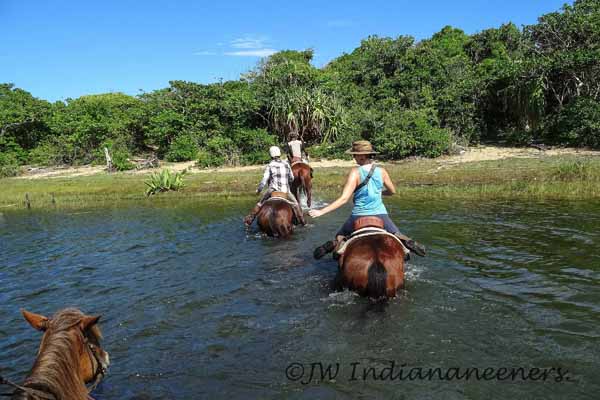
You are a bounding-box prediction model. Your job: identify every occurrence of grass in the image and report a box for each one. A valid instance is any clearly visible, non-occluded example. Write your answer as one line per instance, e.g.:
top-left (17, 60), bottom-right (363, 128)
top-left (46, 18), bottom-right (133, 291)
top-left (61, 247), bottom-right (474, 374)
top-left (1, 155), bottom-right (599, 210)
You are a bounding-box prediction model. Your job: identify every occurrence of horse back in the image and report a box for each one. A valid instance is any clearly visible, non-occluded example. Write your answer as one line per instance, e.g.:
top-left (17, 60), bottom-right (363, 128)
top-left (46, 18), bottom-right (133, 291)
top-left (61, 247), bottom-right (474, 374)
top-left (257, 200), bottom-right (294, 238)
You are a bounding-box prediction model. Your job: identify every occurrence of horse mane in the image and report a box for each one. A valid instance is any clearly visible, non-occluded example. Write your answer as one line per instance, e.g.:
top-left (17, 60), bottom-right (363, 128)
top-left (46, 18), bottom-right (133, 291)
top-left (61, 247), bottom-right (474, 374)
top-left (20, 308), bottom-right (101, 400)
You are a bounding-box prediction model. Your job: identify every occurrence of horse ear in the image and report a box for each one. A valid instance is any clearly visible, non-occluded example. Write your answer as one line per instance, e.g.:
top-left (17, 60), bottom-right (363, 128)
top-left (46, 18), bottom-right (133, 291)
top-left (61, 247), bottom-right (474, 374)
top-left (79, 315), bottom-right (101, 331)
top-left (21, 309), bottom-right (49, 331)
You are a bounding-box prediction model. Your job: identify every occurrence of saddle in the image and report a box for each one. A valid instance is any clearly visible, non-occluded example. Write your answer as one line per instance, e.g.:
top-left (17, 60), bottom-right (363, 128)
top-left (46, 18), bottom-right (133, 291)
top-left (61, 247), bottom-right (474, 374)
top-left (291, 160), bottom-right (309, 167)
top-left (262, 192), bottom-right (303, 224)
top-left (265, 191), bottom-right (295, 204)
top-left (336, 217), bottom-right (409, 255)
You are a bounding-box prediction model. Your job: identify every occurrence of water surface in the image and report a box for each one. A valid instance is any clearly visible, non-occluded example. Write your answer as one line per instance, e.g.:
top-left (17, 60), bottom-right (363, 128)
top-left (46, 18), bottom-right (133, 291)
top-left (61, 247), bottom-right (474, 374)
top-left (1, 198), bottom-right (599, 399)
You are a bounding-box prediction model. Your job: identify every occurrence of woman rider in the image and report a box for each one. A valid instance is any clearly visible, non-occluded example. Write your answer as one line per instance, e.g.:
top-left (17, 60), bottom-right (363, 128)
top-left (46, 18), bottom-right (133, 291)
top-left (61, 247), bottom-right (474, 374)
top-left (309, 140), bottom-right (425, 258)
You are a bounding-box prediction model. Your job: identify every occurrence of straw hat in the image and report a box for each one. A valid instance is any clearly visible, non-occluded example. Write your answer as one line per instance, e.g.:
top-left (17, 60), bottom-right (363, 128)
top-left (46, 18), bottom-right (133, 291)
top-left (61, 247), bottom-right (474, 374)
top-left (346, 140), bottom-right (379, 155)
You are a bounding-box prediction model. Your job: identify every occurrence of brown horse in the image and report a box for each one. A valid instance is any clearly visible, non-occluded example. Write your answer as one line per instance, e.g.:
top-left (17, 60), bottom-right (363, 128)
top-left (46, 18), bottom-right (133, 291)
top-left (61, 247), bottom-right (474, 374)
top-left (291, 162), bottom-right (312, 208)
top-left (6, 308), bottom-right (109, 400)
top-left (256, 198), bottom-right (296, 238)
top-left (337, 235), bottom-right (406, 299)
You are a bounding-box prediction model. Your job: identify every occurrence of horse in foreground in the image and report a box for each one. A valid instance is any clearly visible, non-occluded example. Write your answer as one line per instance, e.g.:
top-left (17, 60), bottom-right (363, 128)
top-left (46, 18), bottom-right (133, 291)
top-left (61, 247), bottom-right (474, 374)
top-left (4, 308), bottom-right (109, 400)
top-left (291, 162), bottom-right (312, 208)
top-left (256, 192), bottom-right (302, 238)
top-left (319, 217), bottom-right (407, 299)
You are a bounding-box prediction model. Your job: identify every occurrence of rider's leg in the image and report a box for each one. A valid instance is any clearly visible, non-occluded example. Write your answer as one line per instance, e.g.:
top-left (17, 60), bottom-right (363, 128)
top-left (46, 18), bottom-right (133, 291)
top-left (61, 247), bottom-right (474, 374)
top-left (244, 190), bottom-right (272, 226)
top-left (378, 214), bottom-right (426, 257)
top-left (313, 216), bottom-right (354, 259)
top-left (287, 190), bottom-right (306, 225)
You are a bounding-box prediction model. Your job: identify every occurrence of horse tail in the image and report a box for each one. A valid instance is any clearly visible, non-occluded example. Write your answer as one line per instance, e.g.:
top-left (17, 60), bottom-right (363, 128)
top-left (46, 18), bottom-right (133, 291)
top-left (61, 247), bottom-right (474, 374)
top-left (366, 261), bottom-right (388, 299)
top-left (269, 203), bottom-right (293, 238)
top-left (298, 174), bottom-right (306, 197)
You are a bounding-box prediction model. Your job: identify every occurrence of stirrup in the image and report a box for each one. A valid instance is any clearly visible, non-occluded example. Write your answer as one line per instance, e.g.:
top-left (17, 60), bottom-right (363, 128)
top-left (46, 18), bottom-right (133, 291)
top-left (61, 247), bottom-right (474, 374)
top-left (313, 240), bottom-right (336, 259)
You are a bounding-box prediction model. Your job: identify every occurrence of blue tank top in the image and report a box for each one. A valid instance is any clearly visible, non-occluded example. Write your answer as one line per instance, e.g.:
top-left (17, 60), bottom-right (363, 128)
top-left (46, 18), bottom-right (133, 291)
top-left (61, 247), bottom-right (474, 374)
top-left (352, 165), bottom-right (388, 216)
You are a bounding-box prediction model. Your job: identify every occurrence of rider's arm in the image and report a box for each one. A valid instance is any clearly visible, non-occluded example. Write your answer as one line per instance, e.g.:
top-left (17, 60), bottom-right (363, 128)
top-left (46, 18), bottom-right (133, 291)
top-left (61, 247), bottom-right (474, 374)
top-left (381, 168), bottom-right (396, 196)
top-left (257, 165), bottom-right (270, 193)
top-left (309, 168), bottom-right (359, 217)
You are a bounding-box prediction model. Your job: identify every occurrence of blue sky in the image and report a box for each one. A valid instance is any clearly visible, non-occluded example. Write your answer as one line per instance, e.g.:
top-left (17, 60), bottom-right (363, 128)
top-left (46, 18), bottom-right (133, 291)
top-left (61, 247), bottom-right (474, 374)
top-left (1, 0), bottom-right (570, 102)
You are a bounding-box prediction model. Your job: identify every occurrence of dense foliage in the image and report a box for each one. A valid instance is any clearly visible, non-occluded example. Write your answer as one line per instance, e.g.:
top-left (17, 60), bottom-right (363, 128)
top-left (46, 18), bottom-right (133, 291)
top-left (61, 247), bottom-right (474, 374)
top-left (1, 1), bottom-right (598, 173)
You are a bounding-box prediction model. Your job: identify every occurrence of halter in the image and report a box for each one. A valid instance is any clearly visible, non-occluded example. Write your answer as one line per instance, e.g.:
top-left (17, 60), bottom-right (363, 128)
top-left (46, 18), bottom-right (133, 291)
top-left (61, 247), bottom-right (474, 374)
top-left (0, 331), bottom-right (107, 400)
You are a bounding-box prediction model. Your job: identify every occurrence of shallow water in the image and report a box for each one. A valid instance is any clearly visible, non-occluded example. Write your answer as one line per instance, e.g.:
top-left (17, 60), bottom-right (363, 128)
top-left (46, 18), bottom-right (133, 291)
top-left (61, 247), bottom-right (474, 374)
top-left (1, 197), bottom-right (599, 399)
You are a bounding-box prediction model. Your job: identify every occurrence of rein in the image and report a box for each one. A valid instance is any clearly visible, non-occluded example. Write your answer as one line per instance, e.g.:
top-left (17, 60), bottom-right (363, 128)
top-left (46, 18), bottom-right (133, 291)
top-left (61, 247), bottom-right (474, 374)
top-left (0, 376), bottom-right (56, 399)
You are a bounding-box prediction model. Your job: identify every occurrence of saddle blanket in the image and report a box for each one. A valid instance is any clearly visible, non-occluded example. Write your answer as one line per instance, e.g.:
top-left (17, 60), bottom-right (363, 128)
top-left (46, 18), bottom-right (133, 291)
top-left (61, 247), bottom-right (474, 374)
top-left (263, 196), bottom-right (297, 207)
top-left (336, 227), bottom-right (410, 255)
top-left (291, 161), bottom-right (310, 167)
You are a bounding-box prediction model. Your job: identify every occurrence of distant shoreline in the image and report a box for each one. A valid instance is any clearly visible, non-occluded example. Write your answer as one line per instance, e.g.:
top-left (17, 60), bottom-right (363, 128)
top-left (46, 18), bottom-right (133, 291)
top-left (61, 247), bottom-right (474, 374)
top-left (2, 146), bottom-right (600, 210)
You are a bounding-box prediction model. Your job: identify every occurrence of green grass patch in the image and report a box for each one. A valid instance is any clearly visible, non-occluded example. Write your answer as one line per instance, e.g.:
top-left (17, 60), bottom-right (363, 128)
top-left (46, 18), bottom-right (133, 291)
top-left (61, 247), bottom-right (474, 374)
top-left (1, 155), bottom-right (599, 211)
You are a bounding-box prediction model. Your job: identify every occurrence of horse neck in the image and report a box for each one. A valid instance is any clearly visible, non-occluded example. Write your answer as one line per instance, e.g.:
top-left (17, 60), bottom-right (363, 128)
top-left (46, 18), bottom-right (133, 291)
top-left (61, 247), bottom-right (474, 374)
top-left (22, 330), bottom-right (89, 400)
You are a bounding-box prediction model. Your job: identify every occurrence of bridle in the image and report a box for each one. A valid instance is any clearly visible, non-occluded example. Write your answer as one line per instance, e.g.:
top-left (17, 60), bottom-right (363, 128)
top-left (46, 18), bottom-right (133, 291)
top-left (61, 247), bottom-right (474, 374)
top-left (83, 336), bottom-right (107, 394)
top-left (0, 330), bottom-right (107, 400)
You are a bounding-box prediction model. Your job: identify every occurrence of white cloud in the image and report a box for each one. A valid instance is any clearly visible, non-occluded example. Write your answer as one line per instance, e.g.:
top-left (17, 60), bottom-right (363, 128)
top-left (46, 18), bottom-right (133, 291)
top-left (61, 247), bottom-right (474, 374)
top-left (224, 48), bottom-right (277, 57)
top-left (230, 35), bottom-right (269, 49)
top-left (194, 50), bottom-right (217, 55)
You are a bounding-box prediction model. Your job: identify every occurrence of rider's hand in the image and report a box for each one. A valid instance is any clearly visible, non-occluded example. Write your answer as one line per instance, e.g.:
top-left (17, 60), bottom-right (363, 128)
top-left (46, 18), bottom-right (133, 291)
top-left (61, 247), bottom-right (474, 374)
top-left (255, 189), bottom-right (261, 194)
top-left (309, 209), bottom-right (324, 218)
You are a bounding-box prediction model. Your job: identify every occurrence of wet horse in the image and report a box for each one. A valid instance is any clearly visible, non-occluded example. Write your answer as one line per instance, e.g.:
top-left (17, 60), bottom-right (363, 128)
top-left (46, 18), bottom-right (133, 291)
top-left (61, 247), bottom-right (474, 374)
top-left (333, 217), bottom-right (406, 299)
top-left (4, 308), bottom-right (110, 400)
top-left (291, 162), bottom-right (312, 208)
top-left (256, 195), bottom-right (297, 238)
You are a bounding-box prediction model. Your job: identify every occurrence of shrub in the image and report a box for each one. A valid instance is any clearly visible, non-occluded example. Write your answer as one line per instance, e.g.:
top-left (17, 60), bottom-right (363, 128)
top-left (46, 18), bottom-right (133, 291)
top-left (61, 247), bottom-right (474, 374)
top-left (196, 149), bottom-right (225, 168)
top-left (95, 139), bottom-right (135, 171)
top-left (111, 147), bottom-right (135, 171)
top-left (0, 152), bottom-right (20, 178)
top-left (232, 128), bottom-right (277, 165)
top-left (0, 138), bottom-right (28, 164)
top-left (196, 135), bottom-right (237, 167)
top-left (372, 108), bottom-right (451, 159)
top-left (28, 140), bottom-right (66, 166)
top-left (306, 128), bottom-right (359, 160)
top-left (145, 169), bottom-right (186, 196)
top-left (165, 133), bottom-right (199, 162)
top-left (545, 98), bottom-right (600, 148)
top-left (498, 128), bottom-right (535, 146)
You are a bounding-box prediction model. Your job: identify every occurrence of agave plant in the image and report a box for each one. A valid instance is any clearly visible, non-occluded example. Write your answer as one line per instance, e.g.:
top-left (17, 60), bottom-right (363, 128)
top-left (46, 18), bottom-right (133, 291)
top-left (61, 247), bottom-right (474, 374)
top-left (145, 169), bottom-right (186, 196)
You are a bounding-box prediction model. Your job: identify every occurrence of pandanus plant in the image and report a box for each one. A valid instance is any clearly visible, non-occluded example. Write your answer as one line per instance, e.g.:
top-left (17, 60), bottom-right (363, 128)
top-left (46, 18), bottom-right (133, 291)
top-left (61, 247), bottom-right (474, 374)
top-left (268, 87), bottom-right (346, 143)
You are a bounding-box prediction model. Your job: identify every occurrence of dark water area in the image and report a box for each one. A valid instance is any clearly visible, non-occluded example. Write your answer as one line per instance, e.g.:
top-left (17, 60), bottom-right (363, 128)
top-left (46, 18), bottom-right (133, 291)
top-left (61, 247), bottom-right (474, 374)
top-left (1, 197), bottom-right (599, 399)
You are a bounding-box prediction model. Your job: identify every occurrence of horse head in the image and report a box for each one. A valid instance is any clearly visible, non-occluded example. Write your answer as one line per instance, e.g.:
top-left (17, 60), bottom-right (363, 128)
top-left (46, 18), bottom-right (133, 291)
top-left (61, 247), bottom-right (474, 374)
top-left (14, 308), bottom-right (109, 400)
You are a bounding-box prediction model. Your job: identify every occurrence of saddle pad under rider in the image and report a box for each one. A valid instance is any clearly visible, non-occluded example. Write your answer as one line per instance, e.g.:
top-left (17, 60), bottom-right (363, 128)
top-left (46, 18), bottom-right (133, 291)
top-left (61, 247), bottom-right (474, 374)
top-left (291, 161), bottom-right (310, 168)
top-left (336, 227), bottom-right (410, 255)
top-left (263, 196), bottom-right (297, 207)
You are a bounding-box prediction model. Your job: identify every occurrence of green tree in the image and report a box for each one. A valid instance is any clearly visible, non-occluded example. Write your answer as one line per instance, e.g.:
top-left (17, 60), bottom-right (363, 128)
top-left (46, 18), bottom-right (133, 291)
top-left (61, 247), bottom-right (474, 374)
top-left (0, 83), bottom-right (53, 162)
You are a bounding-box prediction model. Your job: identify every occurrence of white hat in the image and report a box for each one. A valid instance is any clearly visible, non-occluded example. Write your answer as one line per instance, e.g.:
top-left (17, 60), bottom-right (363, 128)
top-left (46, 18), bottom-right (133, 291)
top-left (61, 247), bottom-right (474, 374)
top-left (269, 146), bottom-right (281, 158)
